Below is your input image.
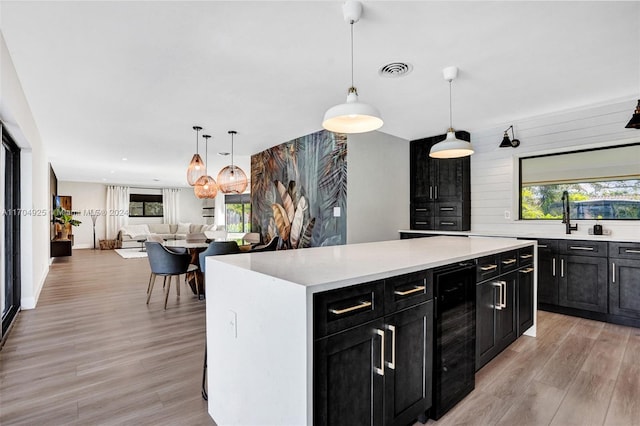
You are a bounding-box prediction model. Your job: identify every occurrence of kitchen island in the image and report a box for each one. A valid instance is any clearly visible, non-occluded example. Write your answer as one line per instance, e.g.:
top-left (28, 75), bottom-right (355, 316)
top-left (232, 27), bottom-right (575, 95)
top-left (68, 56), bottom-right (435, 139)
top-left (205, 236), bottom-right (536, 426)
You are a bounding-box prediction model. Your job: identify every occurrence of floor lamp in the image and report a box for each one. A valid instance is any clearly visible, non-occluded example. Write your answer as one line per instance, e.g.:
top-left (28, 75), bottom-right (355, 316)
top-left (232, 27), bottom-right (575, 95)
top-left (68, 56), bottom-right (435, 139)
top-left (90, 212), bottom-right (99, 250)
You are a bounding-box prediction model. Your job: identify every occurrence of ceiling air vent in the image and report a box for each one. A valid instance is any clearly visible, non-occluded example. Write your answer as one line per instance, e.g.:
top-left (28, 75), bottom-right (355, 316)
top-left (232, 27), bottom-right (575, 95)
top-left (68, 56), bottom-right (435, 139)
top-left (378, 62), bottom-right (413, 78)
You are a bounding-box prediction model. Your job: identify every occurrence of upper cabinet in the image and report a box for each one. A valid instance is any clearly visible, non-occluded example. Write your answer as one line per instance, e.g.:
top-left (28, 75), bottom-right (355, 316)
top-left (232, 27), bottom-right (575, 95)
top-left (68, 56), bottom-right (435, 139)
top-left (409, 131), bottom-right (471, 231)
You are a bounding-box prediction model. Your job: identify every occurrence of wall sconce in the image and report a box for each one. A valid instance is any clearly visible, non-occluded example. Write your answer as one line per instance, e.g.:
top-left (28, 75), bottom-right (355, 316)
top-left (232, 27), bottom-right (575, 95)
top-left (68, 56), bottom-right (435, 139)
top-left (499, 125), bottom-right (521, 148)
top-left (625, 99), bottom-right (640, 128)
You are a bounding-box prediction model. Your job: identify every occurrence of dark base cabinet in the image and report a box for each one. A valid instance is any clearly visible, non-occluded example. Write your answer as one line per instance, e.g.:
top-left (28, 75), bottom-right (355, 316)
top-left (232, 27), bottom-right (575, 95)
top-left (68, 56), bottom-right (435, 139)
top-left (517, 265), bottom-right (535, 336)
top-left (314, 319), bottom-right (385, 426)
top-left (51, 240), bottom-right (72, 257)
top-left (559, 255), bottom-right (608, 313)
top-left (536, 240), bottom-right (559, 305)
top-left (610, 258), bottom-right (640, 319)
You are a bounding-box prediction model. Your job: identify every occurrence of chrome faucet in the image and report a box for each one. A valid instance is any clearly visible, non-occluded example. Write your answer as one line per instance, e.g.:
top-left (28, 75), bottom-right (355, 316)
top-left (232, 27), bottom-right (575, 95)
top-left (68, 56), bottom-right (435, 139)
top-left (561, 191), bottom-right (578, 234)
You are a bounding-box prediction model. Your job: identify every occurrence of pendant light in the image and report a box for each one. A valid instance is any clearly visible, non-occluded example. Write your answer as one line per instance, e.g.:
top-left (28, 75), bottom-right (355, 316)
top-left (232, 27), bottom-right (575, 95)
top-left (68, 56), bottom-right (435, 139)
top-left (217, 130), bottom-right (248, 194)
top-left (625, 100), bottom-right (640, 128)
top-left (194, 134), bottom-right (218, 199)
top-left (187, 126), bottom-right (206, 186)
top-left (322, 0), bottom-right (383, 134)
top-left (430, 66), bottom-right (474, 159)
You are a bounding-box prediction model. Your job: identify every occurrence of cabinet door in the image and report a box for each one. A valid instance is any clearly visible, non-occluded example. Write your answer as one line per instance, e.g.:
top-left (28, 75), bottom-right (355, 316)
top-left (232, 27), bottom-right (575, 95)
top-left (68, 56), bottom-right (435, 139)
top-left (383, 301), bottom-right (433, 426)
top-left (314, 319), bottom-right (385, 426)
top-left (609, 258), bottom-right (640, 319)
top-left (476, 280), bottom-right (498, 370)
top-left (537, 240), bottom-right (558, 306)
top-left (432, 157), bottom-right (466, 202)
top-left (495, 272), bottom-right (517, 353)
top-left (517, 266), bottom-right (535, 336)
top-left (410, 140), bottom-right (433, 201)
top-left (559, 255), bottom-right (608, 313)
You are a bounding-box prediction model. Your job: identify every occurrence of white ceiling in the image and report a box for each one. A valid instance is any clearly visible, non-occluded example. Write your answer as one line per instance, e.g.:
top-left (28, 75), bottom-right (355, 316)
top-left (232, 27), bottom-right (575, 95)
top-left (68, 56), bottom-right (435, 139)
top-left (1, 1), bottom-right (639, 188)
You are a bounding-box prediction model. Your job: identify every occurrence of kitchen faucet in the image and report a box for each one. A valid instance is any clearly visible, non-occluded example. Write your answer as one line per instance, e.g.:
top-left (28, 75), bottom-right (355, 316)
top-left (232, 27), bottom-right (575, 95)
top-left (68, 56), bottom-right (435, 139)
top-left (561, 190), bottom-right (578, 234)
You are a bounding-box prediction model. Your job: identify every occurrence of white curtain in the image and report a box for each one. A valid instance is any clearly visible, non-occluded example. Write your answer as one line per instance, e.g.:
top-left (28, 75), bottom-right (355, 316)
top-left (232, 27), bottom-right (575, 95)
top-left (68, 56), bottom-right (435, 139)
top-left (162, 188), bottom-right (180, 224)
top-left (106, 185), bottom-right (130, 239)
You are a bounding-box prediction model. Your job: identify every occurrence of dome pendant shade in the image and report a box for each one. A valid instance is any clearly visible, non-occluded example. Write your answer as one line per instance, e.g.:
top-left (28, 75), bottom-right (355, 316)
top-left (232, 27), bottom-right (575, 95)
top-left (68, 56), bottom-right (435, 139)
top-left (194, 175), bottom-right (218, 199)
top-left (625, 99), bottom-right (640, 129)
top-left (323, 88), bottom-right (383, 133)
top-left (217, 130), bottom-right (248, 194)
top-left (217, 166), bottom-right (248, 194)
top-left (187, 153), bottom-right (206, 186)
top-left (429, 130), bottom-right (475, 159)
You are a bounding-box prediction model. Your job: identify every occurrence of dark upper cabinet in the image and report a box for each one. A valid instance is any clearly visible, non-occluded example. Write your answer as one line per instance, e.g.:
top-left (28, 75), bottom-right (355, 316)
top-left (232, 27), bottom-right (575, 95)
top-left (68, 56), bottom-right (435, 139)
top-left (410, 131), bottom-right (471, 231)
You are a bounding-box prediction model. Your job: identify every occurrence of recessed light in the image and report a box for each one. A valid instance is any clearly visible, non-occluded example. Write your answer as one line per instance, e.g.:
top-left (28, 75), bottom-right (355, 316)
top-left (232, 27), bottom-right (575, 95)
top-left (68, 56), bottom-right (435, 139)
top-left (153, 178), bottom-right (160, 182)
top-left (110, 170), bottom-right (115, 174)
top-left (122, 157), bottom-right (128, 161)
top-left (218, 152), bottom-right (230, 156)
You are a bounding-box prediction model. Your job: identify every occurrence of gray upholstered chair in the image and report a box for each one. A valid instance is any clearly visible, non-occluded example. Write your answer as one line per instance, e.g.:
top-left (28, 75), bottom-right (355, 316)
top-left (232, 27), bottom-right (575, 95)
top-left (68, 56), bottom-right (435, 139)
top-left (198, 241), bottom-right (240, 269)
top-left (145, 241), bottom-right (198, 309)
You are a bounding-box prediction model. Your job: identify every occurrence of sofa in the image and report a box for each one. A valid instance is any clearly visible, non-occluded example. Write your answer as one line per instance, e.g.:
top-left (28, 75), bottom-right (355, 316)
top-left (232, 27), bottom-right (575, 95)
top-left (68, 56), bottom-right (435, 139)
top-left (117, 223), bottom-right (218, 247)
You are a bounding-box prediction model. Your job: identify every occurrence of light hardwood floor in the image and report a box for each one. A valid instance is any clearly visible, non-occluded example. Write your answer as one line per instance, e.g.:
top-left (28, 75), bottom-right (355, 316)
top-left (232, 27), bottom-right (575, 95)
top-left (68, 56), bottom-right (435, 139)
top-left (1, 249), bottom-right (639, 425)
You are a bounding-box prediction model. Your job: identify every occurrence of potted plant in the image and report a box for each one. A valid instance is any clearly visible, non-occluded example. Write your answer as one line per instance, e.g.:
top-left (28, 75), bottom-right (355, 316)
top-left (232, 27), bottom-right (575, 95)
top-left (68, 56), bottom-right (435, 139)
top-left (52, 207), bottom-right (81, 240)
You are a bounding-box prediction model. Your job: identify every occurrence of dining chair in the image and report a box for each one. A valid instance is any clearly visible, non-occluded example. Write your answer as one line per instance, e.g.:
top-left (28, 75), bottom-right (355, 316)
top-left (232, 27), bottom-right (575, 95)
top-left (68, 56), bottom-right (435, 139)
top-left (145, 241), bottom-right (199, 309)
top-left (250, 236), bottom-right (280, 252)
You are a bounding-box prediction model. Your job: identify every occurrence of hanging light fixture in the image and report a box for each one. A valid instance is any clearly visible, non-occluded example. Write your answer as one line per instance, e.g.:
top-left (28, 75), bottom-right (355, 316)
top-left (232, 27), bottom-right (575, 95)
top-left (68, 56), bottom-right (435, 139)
top-left (186, 126), bottom-right (206, 186)
top-left (625, 100), bottom-right (640, 129)
top-left (499, 125), bottom-right (521, 148)
top-left (322, 0), bottom-right (383, 134)
top-left (430, 66), bottom-right (474, 159)
top-left (217, 130), bottom-right (248, 194)
top-left (194, 134), bottom-right (218, 199)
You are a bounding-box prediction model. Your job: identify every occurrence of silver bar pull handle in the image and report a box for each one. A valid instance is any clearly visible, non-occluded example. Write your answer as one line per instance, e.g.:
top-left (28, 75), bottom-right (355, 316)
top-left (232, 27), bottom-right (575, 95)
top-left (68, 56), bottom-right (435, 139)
top-left (625, 249), bottom-right (640, 254)
top-left (329, 301), bottom-right (372, 315)
top-left (552, 258), bottom-right (556, 277)
top-left (569, 246), bottom-right (595, 251)
top-left (394, 285), bottom-right (426, 296)
top-left (501, 281), bottom-right (507, 308)
top-left (415, 221), bottom-right (428, 225)
top-left (538, 244), bottom-right (548, 248)
top-left (440, 221), bottom-right (455, 226)
top-left (435, 186), bottom-right (438, 199)
top-left (520, 267), bottom-right (534, 273)
top-left (415, 208), bottom-right (428, 212)
top-left (612, 263), bottom-right (616, 283)
top-left (480, 264), bottom-right (498, 271)
top-left (429, 186), bottom-right (433, 199)
top-left (439, 207), bottom-right (454, 211)
top-left (520, 254), bottom-right (533, 259)
top-left (561, 259), bottom-right (565, 278)
top-left (374, 329), bottom-right (385, 376)
top-left (493, 282), bottom-right (503, 310)
top-left (502, 258), bottom-right (517, 265)
top-left (386, 325), bottom-right (396, 370)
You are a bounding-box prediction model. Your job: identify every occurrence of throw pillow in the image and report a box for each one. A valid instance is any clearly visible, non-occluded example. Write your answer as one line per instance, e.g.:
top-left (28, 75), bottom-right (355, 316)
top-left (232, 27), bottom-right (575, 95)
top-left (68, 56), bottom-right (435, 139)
top-left (177, 222), bottom-right (190, 234)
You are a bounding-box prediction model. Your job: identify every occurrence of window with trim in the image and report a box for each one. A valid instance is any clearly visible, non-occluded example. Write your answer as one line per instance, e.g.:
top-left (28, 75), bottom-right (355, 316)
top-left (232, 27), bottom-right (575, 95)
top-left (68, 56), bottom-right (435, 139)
top-left (225, 194), bottom-right (251, 232)
top-left (519, 143), bottom-right (640, 220)
top-left (129, 194), bottom-right (163, 217)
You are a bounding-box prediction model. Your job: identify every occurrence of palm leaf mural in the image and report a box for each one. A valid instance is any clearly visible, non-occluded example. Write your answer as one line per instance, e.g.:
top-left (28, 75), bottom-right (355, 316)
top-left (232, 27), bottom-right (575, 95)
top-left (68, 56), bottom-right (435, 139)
top-left (251, 130), bottom-right (346, 248)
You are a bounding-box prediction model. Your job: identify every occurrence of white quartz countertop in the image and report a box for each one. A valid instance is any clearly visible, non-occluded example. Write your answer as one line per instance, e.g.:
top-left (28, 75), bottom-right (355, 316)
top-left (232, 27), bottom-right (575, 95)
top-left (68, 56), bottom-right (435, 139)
top-left (208, 236), bottom-right (534, 292)
top-left (398, 229), bottom-right (639, 243)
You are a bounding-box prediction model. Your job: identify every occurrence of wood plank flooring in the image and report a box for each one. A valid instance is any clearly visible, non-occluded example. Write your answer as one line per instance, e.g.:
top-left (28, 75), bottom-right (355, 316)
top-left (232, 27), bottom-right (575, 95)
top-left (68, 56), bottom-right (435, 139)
top-left (1, 249), bottom-right (639, 425)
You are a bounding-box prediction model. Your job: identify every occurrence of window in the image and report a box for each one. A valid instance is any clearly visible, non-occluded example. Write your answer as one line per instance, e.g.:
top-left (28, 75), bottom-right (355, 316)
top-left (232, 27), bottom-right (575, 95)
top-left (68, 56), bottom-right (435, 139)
top-left (520, 144), bottom-right (640, 220)
top-left (225, 194), bottom-right (251, 232)
top-left (129, 194), bottom-right (163, 217)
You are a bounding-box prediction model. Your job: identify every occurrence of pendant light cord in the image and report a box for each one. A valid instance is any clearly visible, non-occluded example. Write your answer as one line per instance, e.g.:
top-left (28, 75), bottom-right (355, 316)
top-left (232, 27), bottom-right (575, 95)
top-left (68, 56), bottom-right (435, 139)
top-left (449, 80), bottom-right (453, 130)
top-left (350, 21), bottom-right (354, 89)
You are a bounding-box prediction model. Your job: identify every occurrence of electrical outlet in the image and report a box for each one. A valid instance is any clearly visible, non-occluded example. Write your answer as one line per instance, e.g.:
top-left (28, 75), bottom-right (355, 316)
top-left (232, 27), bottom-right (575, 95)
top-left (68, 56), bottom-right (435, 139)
top-left (504, 210), bottom-right (511, 219)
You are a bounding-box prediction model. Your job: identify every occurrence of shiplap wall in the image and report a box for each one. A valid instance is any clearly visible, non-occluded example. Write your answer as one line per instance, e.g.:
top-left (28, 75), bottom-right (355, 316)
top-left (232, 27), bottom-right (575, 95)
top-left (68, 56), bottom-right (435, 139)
top-left (469, 97), bottom-right (640, 241)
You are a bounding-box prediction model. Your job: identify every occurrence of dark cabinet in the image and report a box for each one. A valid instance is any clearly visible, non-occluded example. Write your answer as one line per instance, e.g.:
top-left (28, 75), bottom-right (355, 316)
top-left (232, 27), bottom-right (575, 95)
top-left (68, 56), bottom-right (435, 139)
top-left (475, 271), bottom-right (516, 371)
top-left (384, 301), bottom-right (433, 426)
top-left (314, 319), bottom-right (385, 426)
top-left (410, 131), bottom-right (471, 231)
top-left (314, 273), bottom-right (434, 426)
top-left (517, 251), bottom-right (534, 336)
top-left (50, 240), bottom-right (72, 257)
top-left (609, 242), bottom-right (640, 320)
top-left (558, 241), bottom-right (608, 314)
top-left (536, 240), bottom-right (559, 306)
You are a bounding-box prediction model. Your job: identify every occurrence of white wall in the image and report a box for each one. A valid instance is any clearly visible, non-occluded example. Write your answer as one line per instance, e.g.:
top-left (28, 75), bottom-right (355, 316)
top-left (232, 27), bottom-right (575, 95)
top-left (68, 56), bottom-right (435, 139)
top-left (347, 131), bottom-right (410, 244)
top-left (58, 181), bottom-right (107, 249)
top-left (468, 98), bottom-right (640, 241)
top-left (0, 32), bottom-right (50, 309)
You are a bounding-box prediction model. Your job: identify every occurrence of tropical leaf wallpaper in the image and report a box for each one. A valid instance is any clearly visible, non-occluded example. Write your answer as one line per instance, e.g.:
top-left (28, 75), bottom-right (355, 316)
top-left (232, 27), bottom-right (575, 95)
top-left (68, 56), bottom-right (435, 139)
top-left (251, 130), bottom-right (347, 249)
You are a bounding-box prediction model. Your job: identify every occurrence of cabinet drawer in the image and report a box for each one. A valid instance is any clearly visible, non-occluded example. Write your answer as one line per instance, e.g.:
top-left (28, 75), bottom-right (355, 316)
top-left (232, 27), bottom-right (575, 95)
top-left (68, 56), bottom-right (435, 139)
top-left (609, 242), bottom-right (640, 259)
top-left (384, 269), bottom-right (433, 314)
top-left (436, 202), bottom-right (462, 217)
top-left (435, 216), bottom-right (463, 230)
top-left (314, 280), bottom-right (385, 338)
top-left (518, 246), bottom-right (534, 267)
top-left (559, 240), bottom-right (608, 257)
top-left (412, 204), bottom-right (433, 217)
top-left (477, 254), bottom-right (500, 282)
top-left (412, 218), bottom-right (433, 230)
top-left (500, 250), bottom-right (519, 274)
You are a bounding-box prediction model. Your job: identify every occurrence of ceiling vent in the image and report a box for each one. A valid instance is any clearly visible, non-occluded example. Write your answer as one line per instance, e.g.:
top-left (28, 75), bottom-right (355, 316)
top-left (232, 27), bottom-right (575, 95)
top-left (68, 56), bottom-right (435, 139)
top-left (378, 62), bottom-right (413, 78)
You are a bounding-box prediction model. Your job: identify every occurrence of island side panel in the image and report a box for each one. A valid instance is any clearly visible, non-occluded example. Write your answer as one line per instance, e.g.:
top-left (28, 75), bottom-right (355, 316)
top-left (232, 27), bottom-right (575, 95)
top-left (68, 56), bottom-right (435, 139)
top-left (206, 258), bottom-right (308, 426)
